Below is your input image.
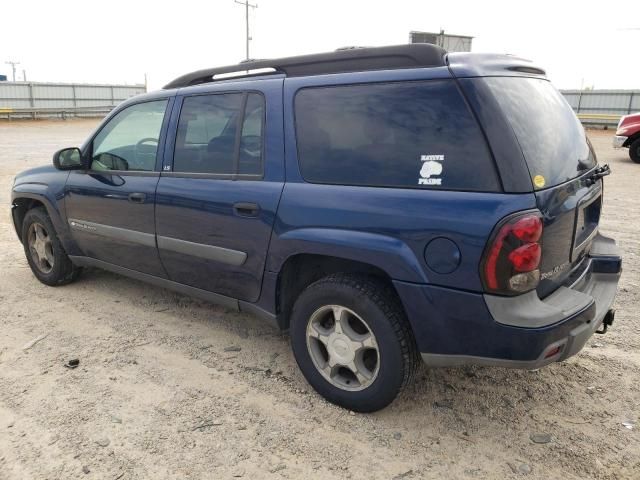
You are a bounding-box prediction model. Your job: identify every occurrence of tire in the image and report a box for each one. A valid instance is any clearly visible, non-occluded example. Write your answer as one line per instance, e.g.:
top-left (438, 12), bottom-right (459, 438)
top-left (290, 273), bottom-right (418, 412)
top-left (21, 207), bottom-right (81, 286)
top-left (629, 138), bottom-right (640, 164)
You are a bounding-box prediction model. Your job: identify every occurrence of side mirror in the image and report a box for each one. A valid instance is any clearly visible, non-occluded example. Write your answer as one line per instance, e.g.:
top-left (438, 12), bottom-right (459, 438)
top-left (53, 147), bottom-right (83, 170)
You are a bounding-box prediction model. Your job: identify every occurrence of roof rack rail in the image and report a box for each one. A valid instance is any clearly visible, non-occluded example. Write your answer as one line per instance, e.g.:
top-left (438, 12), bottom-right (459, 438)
top-left (163, 44), bottom-right (447, 89)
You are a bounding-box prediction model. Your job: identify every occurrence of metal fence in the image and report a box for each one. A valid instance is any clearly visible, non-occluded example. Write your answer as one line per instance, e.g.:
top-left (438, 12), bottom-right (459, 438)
top-left (0, 81), bottom-right (637, 126)
top-left (0, 82), bottom-right (146, 119)
top-left (561, 89), bottom-right (640, 127)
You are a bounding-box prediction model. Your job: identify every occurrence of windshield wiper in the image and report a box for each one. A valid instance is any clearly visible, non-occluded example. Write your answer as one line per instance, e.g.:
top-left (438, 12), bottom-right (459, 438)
top-left (586, 164), bottom-right (611, 186)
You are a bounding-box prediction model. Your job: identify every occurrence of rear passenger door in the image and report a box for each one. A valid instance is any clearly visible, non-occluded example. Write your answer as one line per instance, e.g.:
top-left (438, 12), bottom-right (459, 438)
top-left (155, 78), bottom-right (284, 302)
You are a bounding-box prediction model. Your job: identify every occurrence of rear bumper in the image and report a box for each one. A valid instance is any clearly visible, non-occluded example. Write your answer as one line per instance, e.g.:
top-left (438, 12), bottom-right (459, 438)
top-left (395, 234), bottom-right (621, 369)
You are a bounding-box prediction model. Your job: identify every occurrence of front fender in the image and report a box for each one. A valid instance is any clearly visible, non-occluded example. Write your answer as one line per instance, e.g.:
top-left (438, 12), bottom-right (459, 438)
top-left (267, 228), bottom-right (429, 283)
top-left (11, 181), bottom-right (81, 255)
top-left (618, 122), bottom-right (640, 141)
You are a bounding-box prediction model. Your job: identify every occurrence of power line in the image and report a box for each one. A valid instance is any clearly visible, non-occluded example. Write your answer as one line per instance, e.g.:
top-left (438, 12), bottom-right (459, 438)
top-left (5, 61), bottom-right (20, 82)
top-left (234, 0), bottom-right (258, 61)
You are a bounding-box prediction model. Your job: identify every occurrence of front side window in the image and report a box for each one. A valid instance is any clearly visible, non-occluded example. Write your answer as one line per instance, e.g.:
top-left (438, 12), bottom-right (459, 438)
top-left (173, 92), bottom-right (265, 175)
top-left (92, 100), bottom-right (168, 172)
top-left (295, 80), bottom-right (499, 191)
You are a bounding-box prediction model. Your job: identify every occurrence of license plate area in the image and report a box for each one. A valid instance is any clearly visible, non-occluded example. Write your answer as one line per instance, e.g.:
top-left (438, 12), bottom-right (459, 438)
top-left (572, 187), bottom-right (602, 261)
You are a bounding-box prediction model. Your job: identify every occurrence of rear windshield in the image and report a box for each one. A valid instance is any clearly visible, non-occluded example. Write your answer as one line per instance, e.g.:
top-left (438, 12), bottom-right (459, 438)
top-left (294, 80), bottom-right (500, 191)
top-left (484, 77), bottom-right (596, 189)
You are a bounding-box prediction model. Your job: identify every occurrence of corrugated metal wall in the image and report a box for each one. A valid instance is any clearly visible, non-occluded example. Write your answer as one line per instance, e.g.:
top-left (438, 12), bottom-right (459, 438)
top-left (561, 89), bottom-right (639, 126)
top-left (0, 82), bottom-right (636, 125)
top-left (0, 82), bottom-right (146, 112)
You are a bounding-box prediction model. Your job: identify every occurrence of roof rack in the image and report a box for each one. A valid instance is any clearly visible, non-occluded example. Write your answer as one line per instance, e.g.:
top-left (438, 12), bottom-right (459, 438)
top-left (163, 44), bottom-right (447, 89)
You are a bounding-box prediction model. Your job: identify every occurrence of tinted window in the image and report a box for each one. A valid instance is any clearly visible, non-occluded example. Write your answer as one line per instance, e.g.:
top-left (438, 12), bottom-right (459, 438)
top-left (295, 80), bottom-right (498, 191)
top-left (484, 77), bottom-right (596, 189)
top-left (174, 93), bottom-right (265, 175)
top-left (174, 93), bottom-right (243, 174)
top-left (239, 93), bottom-right (264, 175)
top-left (92, 100), bottom-right (167, 171)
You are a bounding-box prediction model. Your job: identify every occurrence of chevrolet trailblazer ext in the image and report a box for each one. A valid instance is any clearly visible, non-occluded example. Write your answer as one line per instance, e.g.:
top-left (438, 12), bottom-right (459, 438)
top-left (11, 45), bottom-right (622, 412)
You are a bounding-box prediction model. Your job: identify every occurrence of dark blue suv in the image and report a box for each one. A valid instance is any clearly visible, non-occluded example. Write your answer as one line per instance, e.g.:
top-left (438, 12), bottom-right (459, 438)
top-left (10, 45), bottom-right (622, 412)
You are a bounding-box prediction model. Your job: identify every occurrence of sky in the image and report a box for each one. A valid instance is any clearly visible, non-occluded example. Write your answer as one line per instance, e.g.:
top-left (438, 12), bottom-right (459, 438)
top-left (2, 0), bottom-right (638, 91)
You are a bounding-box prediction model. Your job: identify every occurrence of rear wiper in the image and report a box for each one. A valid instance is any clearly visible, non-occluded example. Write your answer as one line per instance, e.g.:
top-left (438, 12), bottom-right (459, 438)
top-left (586, 164), bottom-right (611, 186)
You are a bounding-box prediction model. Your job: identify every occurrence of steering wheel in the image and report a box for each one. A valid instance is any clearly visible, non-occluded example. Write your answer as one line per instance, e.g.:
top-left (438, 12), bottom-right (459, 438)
top-left (136, 137), bottom-right (158, 152)
top-left (135, 137), bottom-right (159, 169)
top-left (240, 135), bottom-right (261, 157)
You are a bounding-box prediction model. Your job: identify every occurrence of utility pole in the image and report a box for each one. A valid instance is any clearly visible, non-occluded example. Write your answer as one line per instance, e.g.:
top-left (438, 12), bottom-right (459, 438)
top-left (234, 0), bottom-right (257, 61)
top-left (5, 61), bottom-right (20, 82)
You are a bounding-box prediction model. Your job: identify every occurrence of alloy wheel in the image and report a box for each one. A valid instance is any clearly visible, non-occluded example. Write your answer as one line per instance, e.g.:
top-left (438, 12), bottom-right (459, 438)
top-left (27, 222), bottom-right (54, 274)
top-left (306, 305), bottom-right (380, 391)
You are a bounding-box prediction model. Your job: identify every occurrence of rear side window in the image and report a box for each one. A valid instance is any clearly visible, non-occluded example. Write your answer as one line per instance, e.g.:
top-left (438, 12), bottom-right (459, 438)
top-left (294, 80), bottom-right (499, 191)
top-left (239, 93), bottom-right (264, 175)
top-left (483, 77), bottom-right (595, 189)
top-left (174, 92), bottom-right (264, 175)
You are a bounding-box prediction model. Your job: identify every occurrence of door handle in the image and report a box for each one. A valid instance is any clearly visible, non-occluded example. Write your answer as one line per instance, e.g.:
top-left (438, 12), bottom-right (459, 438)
top-left (233, 202), bottom-right (260, 217)
top-left (128, 192), bottom-right (147, 204)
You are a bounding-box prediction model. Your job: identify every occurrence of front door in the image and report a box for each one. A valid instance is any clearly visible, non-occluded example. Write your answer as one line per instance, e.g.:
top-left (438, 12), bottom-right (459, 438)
top-left (155, 80), bottom-right (284, 302)
top-left (64, 99), bottom-right (171, 277)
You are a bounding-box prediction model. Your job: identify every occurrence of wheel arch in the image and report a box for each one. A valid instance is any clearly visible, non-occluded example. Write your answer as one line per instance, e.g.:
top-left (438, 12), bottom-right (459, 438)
top-left (11, 196), bottom-right (48, 243)
top-left (10, 189), bottom-right (76, 255)
top-left (624, 131), bottom-right (640, 147)
top-left (275, 253), bottom-right (407, 331)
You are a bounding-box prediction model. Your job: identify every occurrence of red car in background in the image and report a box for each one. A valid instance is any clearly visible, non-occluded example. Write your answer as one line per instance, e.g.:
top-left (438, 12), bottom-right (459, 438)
top-left (614, 113), bottom-right (640, 163)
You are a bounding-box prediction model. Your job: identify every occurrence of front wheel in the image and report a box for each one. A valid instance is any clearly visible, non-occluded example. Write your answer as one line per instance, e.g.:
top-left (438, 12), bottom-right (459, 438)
top-left (629, 138), bottom-right (640, 164)
top-left (290, 273), bottom-right (418, 412)
top-left (22, 207), bottom-right (81, 286)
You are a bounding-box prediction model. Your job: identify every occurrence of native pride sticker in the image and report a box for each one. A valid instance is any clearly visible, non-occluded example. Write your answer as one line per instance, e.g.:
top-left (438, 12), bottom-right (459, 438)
top-left (418, 154), bottom-right (444, 186)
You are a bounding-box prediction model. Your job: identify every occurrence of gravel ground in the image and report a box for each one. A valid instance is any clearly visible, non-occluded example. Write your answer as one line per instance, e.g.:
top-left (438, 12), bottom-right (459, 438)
top-left (0, 119), bottom-right (638, 480)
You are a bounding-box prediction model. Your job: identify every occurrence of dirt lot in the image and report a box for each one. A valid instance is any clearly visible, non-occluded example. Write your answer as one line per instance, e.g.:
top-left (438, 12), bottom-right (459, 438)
top-left (0, 119), bottom-right (638, 480)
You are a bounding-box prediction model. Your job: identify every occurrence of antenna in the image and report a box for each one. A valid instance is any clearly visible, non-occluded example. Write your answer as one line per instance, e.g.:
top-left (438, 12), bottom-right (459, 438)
top-left (4, 60), bottom-right (20, 82)
top-left (234, 0), bottom-right (258, 61)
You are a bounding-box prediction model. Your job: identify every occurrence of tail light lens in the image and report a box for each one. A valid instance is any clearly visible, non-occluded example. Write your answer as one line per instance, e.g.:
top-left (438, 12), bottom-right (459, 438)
top-left (482, 212), bottom-right (543, 295)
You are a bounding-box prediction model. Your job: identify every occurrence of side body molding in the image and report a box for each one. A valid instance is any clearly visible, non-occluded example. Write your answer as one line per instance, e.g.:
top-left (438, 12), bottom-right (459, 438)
top-left (157, 236), bottom-right (247, 266)
top-left (67, 219), bottom-right (248, 267)
top-left (68, 219), bottom-right (156, 247)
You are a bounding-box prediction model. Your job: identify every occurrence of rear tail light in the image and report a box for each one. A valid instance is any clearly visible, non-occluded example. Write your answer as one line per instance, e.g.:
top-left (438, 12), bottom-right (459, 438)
top-left (508, 243), bottom-right (541, 272)
top-left (482, 212), bottom-right (543, 295)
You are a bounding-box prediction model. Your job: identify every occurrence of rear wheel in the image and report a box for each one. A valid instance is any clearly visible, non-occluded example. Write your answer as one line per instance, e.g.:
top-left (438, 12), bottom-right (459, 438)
top-left (290, 273), bottom-right (418, 412)
top-left (630, 138), bottom-right (640, 164)
top-left (22, 207), bottom-right (81, 286)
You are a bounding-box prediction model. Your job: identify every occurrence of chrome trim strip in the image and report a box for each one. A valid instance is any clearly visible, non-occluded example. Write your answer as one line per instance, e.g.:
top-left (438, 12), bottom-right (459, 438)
top-left (157, 235), bottom-right (247, 266)
top-left (160, 172), bottom-right (263, 181)
top-left (83, 170), bottom-right (160, 177)
top-left (68, 219), bottom-right (156, 247)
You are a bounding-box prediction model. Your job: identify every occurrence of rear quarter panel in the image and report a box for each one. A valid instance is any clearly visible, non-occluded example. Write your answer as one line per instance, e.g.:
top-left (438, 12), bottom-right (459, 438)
top-left (269, 184), bottom-right (536, 290)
